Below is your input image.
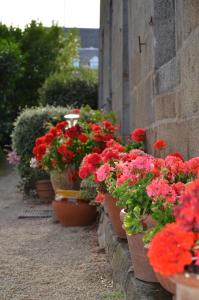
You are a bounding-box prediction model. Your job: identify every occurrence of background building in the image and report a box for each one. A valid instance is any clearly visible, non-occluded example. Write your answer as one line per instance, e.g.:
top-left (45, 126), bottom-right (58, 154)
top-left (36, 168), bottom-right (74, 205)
top-left (65, 28), bottom-right (99, 68)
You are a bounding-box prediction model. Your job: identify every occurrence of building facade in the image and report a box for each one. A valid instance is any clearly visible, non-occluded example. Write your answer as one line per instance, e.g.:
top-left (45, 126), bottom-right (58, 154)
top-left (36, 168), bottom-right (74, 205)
top-left (99, 0), bottom-right (199, 159)
top-left (65, 28), bottom-right (99, 68)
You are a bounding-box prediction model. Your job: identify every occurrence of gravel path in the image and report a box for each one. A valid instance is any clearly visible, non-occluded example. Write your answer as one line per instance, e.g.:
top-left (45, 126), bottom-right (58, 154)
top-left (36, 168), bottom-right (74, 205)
top-left (0, 170), bottom-right (116, 300)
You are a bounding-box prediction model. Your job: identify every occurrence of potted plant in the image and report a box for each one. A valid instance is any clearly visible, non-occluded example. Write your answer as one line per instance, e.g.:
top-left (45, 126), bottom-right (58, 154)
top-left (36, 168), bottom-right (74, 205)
top-left (31, 107), bottom-right (120, 225)
top-left (32, 107), bottom-right (119, 193)
top-left (112, 154), bottom-right (158, 282)
top-left (147, 156), bottom-right (199, 299)
top-left (79, 129), bottom-right (146, 239)
top-left (148, 179), bottom-right (199, 300)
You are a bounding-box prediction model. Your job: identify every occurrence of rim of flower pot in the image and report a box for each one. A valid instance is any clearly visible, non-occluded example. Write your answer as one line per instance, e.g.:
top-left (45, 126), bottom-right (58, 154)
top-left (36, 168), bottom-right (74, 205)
top-left (171, 272), bottom-right (199, 288)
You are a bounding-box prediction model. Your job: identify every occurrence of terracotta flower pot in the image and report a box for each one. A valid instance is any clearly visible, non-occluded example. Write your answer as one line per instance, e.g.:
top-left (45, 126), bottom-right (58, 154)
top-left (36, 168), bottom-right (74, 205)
top-left (35, 179), bottom-right (55, 203)
top-left (155, 272), bottom-right (176, 295)
top-left (122, 210), bottom-right (157, 282)
top-left (52, 198), bottom-right (97, 226)
top-left (171, 273), bottom-right (199, 300)
top-left (104, 193), bottom-right (126, 239)
top-left (50, 168), bottom-right (80, 192)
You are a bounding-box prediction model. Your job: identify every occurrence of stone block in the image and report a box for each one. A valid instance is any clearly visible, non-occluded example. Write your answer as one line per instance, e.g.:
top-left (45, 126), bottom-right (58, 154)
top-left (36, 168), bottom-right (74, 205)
top-left (146, 127), bottom-right (157, 156)
top-left (104, 220), bottom-right (119, 260)
top-left (125, 273), bottom-right (171, 300)
top-left (135, 75), bottom-right (155, 127)
top-left (156, 121), bottom-right (189, 159)
top-left (97, 212), bottom-right (110, 249)
top-left (177, 27), bottom-right (199, 118)
top-left (155, 92), bottom-right (176, 121)
top-left (154, 0), bottom-right (176, 68)
top-left (155, 57), bottom-right (179, 95)
top-left (181, 0), bottom-right (199, 42)
top-left (111, 242), bottom-right (131, 288)
top-left (188, 116), bottom-right (199, 158)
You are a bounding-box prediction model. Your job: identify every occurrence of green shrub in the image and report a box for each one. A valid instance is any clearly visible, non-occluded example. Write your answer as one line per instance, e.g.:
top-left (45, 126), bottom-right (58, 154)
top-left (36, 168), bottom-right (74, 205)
top-left (39, 68), bottom-right (98, 109)
top-left (12, 105), bottom-right (71, 193)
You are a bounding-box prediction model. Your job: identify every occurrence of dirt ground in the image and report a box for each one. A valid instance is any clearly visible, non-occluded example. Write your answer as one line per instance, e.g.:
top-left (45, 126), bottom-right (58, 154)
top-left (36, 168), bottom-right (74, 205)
top-left (0, 169), bottom-right (118, 300)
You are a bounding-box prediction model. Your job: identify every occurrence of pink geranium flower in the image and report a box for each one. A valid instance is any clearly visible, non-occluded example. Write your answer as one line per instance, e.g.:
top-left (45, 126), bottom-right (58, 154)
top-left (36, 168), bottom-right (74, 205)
top-left (96, 163), bottom-right (112, 182)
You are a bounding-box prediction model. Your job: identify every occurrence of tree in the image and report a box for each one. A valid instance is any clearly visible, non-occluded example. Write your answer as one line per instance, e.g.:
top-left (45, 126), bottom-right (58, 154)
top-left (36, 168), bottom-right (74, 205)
top-left (0, 38), bottom-right (24, 146)
top-left (55, 28), bottom-right (80, 72)
top-left (17, 20), bottom-right (64, 107)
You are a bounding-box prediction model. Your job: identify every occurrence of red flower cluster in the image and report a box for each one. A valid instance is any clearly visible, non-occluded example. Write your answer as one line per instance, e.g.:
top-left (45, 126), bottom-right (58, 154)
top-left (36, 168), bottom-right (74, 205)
top-left (131, 128), bottom-right (146, 142)
top-left (175, 180), bottom-right (199, 231)
top-left (57, 144), bottom-right (74, 162)
top-left (148, 223), bottom-right (195, 276)
top-left (32, 113), bottom-right (119, 174)
top-left (153, 139), bottom-right (167, 150)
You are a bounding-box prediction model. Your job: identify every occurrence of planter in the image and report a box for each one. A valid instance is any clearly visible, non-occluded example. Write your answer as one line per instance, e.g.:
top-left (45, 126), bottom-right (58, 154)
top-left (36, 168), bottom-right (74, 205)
top-left (123, 210), bottom-right (157, 282)
top-left (52, 198), bottom-right (97, 226)
top-left (104, 193), bottom-right (126, 239)
top-left (155, 272), bottom-right (176, 295)
top-left (50, 168), bottom-right (80, 192)
top-left (171, 273), bottom-right (199, 300)
top-left (35, 179), bottom-right (55, 203)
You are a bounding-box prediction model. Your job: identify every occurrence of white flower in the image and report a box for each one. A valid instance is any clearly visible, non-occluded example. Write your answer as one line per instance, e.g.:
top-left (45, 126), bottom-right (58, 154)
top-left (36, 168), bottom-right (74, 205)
top-left (30, 157), bottom-right (39, 168)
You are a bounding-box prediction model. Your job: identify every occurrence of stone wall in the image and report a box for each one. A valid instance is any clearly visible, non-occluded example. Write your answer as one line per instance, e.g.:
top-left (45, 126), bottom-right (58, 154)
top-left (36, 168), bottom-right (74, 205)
top-left (97, 212), bottom-right (172, 300)
top-left (99, 0), bottom-right (199, 159)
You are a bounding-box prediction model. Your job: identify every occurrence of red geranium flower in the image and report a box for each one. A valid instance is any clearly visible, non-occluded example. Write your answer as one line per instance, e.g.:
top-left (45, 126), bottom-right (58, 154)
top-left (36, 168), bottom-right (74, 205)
top-left (45, 133), bottom-right (54, 144)
top-left (153, 139), bottom-right (167, 150)
top-left (148, 223), bottom-right (195, 276)
top-left (72, 108), bottom-right (80, 114)
top-left (91, 124), bottom-right (101, 132)
top-left (167, 152), bottom-right (184, 161)
top-left (78, 133), bottom-right (88, 143)
top-left (96, 193), bottom-right (105, 203)
top-left (175, 180), bottom-right (199, 231)
top-left (92, 147), bottom-right (102, 154)
top-left (85, 153), bottom-right (101, 166)
top-left (57, 144), bottom-right (74, 162)
top-left (49, 127), bottom-right (57, 136)
top-left (131, 128), bottom-right (146, 142)
top-left (65, 125), bottom-right (81, 139)
top-left (35, 136), bottom-right (46, 146)
top-left (79, 164), bottom-right (95, 179)
top-left (56, 121), bottom-right (68, 131)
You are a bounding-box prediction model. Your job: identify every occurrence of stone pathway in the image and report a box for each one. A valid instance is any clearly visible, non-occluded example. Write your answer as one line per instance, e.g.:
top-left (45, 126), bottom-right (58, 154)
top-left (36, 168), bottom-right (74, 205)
top-left (0, 170), bottom-right (119, 300)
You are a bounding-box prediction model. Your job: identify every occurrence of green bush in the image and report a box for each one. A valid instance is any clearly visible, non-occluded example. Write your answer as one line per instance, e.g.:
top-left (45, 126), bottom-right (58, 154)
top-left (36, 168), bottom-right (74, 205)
top-left (0, 38), bottom-right (24, 146)
top-left (12, 105), bottom-right (71, 193)
top-left (39, 68), bottom-right (98, 109)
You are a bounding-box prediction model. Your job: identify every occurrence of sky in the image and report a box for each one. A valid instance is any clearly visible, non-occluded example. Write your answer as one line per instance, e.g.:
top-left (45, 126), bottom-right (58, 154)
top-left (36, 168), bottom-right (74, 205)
top-left (0, 0), bottom-right (100, 29)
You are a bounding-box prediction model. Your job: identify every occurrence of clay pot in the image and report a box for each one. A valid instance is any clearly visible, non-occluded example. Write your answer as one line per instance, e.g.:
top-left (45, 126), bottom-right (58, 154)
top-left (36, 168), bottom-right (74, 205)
top-left (171, 273), bottom-right (199, 300)
top-left (50, 168), bottom-right (80, 192)
top-left (104, 193), bottom-right (126, 239)
top-left (35, 179), bottom-right (55, 203)
top-left (52, 198), bottom-right (97, 226)
top-left (122, 210), bottom-right (157, 282)
top-left (156, 272), bottom-right (176, 295)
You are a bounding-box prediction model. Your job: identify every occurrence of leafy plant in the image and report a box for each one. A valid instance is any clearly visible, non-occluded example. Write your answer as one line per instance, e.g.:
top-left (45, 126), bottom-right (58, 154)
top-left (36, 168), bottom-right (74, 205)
top-left (39, 68), bottom-right (98, 109)
top-left (12, 106), bottom-right (71, 193)
top-left (113, 174), bottom-right (153, 235)
top-left (80, 177), bottom-right (98, 200)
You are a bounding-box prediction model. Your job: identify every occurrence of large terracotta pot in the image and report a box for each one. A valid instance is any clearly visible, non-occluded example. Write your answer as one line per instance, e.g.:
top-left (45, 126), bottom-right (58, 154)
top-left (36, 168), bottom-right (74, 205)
top-left (52, 198), bottom-right (97, 226)
top-left (156, 272), bottom-right (176, 295)
top-left (122, 210), bottom-right (157, 282)
top-left (35, 179), bottom-right (55, 203)
top-left (50, 168), bottom-right (80, 192)
top-left (104, 193), bottom-right (126, 239)
top-left (171, 273), bottom-right (199, 300)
